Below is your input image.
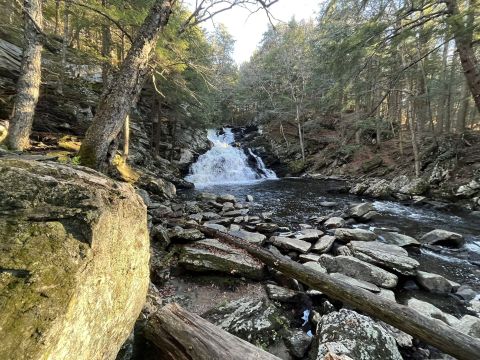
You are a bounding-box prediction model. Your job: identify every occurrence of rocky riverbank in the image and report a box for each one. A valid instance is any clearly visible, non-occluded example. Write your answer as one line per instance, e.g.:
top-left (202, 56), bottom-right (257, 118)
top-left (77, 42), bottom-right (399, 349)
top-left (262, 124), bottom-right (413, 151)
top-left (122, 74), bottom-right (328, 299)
top-left (132, 183), bottom-right (480, 359)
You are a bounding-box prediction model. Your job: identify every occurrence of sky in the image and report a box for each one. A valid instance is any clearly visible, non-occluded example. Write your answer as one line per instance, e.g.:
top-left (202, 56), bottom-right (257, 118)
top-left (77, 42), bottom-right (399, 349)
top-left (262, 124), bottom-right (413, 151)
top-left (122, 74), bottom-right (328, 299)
top-left (184, 0), bottom-right (322, 64)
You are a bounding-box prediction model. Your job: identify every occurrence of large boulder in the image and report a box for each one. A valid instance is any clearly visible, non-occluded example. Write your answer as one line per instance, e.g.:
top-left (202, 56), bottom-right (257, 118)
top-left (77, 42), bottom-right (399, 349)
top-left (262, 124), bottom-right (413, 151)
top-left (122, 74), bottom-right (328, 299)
top-left (348, 241), bottom-right (419, 275)
top-left (203, 297), bottom-right (286, 347)
top-left (376, 231), bottom-right (420, 247)
top-left (399, 178), bottom-right (429, 195)
top-left (416, 271), bottom-right (457, 294)
top-left (0, 159), bottom-right (150, 360)
top-left (310, 309), bottom-right (402, 360)
top-left (319, 255), bottom-right (398, 289)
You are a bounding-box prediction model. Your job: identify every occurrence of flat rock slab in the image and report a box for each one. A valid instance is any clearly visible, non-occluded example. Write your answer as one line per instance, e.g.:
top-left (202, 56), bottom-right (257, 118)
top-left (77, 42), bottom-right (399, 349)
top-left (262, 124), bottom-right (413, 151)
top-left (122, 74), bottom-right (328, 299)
top-left (298, 253), bottom-right (322, 262)
top-left (324, 217), bottom-right (346, 229)
top-left (303, 261), bottom-right (327, 274)
top-left (420, 229), bottom-right (465, 248)
top-left (335, 228), bottom-right (377, 242)
top-left (295, 229), bottom-right (324, 242)
top-left (228, 229), bottom-right (266, 245)
top-left (330, 273), bottom-right (381, 293)
top-left (348, 241), bottom-right (419, 275)
top-left (311, 235), bottom-right (336, 253)
top-left (270, 236), bottom-right (312, 253)
top-left (179, 239), bottom-right (265, 279)
top-left (320, 254), bottom-right (398, 289)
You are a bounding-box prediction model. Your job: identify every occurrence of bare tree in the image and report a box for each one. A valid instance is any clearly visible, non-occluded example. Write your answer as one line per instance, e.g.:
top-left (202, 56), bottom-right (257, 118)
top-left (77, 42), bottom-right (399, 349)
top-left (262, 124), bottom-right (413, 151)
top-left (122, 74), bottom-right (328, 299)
top-left (5, 0), bottom-right (43, 150)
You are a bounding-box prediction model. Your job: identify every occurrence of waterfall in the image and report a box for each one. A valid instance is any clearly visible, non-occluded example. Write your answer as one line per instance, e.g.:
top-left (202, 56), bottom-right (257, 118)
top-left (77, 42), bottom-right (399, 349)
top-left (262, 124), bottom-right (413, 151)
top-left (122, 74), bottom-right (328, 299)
top-left (186, 128), bottom-right (277, 186)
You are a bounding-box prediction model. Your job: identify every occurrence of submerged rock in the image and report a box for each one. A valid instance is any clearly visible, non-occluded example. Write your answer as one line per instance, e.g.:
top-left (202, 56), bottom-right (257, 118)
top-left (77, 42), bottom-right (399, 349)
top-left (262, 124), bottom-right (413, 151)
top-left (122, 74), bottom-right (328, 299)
top-left (348, 241), bottom-right (419, 275)
top-left (311, 309), bottom-right (402, 360)
top-left (203, 297), bottom-right (286, 347)
top-left (178, 238), bottom-right (265, 279)
top-left (420, 229), bottom-right (465, 248)
top-left (416, 271), bottom-right (456, 294)
top-left (0, 159), bottom-right (150, 360)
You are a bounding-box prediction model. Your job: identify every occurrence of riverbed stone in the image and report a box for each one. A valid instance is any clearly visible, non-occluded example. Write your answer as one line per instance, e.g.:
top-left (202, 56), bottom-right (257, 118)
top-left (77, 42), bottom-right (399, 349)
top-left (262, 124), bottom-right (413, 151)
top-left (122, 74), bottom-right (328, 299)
top-left (198, 192), bottom-right (217, 201)
top-left (203, 297), bottom-right (286, 346)
top-left (389, 175), bottom-right (410, 192)
top-left (319, 255), bottom-right (398, 289)
top-left (376, 231), bottom-right (420, 247)
top-left (453, 315), bottom-right (480, 338)
top-left (348, 241), bottom-right (419, 275)
top-left (420, 229), bottom-right (465, 248)
top-left (228, 229), bottom-right (266, 245)
top-left (265, 284), bottom-right (300, 303)
top-left (335, 245), bottom-right (352, 256)
top-left (169, 227), bottom-right (205, 242)
top-left (296, 228), bottom-right (324, 242)
top-left (0, 159), bottom-right (150, 360)
top-left (246, 194), bottom-right (254, 202)
top-left (311, 309), bottom-right (402, 360)
top-left (456, 180), bottom-right (480, 198)
top-left (335, 228), bottom-right (377, 242)
top-left (270, 236), bottom-right (312, 253)
top-left (311, 235), bottom-right (336, 253)
top-left (179, 239), bottom-right (265, 279)
top-left (330, 273), bottom-right (381, 293)
top-left (416, 271), bottom-right (455, 294)
top-left (298, 253), bottom-right (322, 263)
top-left (284, 330), bottom-right (313, 358)
top-left (324, 217), bottom-right (346, 229)
top-left (204, 223), bottom-right (228, 232)
top-left (256, 222), bottom-right (280, 233)
top-left (304, 261), bottom-right (327, 274)
top-left (349, 202), bottom-right (374, 219)
top-left (407, 298), bottom-right (458, 326)
top-left (200, 211), bottom-right (222, 220)
top-left (217, 194), bottom-right (237, 203)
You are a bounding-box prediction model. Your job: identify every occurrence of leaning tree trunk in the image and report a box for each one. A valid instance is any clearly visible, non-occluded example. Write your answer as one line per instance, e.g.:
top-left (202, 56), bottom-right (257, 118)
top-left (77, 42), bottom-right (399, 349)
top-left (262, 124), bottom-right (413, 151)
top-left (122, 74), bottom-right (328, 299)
top-left (446, 0), bottom-right (480, 113)
top-left (78, 0), bottom-right (175, 170)
top-left (6, 0), bottom-right (43, 151)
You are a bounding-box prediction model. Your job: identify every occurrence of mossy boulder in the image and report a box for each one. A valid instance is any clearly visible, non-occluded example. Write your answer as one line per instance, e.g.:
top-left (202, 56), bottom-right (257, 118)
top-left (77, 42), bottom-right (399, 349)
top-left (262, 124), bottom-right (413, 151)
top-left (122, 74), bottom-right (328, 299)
top-left (0, 158), bottom-right (150, 360)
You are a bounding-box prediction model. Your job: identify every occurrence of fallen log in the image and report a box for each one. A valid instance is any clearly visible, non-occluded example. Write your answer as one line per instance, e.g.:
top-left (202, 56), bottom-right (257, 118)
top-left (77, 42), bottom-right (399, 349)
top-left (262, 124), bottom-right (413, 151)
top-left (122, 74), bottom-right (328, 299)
top-left (145, 303), bottom-right (280, 360)
top-left (187, 223), bottom-right (480, 360)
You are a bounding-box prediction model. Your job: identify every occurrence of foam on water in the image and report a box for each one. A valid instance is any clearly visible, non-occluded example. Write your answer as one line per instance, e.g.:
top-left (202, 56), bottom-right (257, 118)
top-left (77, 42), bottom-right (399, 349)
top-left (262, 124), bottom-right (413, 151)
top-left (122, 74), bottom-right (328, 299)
top-left (186, 128), bottom-right (277, 187)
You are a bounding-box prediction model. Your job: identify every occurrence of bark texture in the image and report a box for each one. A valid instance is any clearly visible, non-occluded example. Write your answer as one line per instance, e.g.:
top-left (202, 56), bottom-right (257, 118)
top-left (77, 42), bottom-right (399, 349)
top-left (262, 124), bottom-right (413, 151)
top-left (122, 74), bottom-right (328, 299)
top-left (79, 0), bottom-right (175, 169)
top-left (6, 0), bottom-right (43, 150)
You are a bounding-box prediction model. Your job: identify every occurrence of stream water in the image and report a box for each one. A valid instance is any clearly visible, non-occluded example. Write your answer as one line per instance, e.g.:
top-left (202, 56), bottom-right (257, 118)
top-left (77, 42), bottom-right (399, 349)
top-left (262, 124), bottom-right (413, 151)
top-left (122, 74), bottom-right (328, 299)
top-left (182, 128), bottom-right (480, 316)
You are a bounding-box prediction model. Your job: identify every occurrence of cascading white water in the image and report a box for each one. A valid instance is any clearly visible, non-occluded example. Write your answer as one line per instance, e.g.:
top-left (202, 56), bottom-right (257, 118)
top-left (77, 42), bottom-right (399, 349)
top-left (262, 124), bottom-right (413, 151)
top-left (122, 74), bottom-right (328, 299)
top-left (186, 128), bottom-right (277, 186)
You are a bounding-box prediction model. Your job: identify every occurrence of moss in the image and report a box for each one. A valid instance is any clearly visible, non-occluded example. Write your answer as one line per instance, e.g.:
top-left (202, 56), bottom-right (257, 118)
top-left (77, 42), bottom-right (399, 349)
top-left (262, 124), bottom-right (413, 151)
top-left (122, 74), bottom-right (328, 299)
top-left (288, 160), bottom-right (306, 174)
top-left (0, 220), bottom-right (85, 359)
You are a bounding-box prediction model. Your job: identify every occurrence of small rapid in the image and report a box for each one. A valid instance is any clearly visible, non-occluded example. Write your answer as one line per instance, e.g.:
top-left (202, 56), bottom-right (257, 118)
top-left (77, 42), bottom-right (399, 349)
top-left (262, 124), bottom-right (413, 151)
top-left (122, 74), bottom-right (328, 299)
top-left (186, 128), bottom-right (277, 187)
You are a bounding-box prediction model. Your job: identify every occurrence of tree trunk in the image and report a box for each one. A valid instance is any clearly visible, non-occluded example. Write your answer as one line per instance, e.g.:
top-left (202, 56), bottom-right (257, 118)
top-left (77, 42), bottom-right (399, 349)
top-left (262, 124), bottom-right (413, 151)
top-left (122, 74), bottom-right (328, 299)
top-left (457, 80), bottom-right (470, 132)
top-left (55, 0), bottom-right (60, 35)
top-left (6, 0), bottom-right (43, 151)
top-left (187, 224), bottom-right (480, 360)
top-left (145, 303), bottom-right (280, 360)
top-left (79, 0), bottom-right (175, 170)
top-left (296, 103), bottom-right (305, 162)
top-left (445, 0), bottom-right (480, 113)
top-left (101, 0), bottom-right (111, 86)
top-left (437, 40), bottom-right (450, 134)
top-left (57, 0), bottom-right (70, 95)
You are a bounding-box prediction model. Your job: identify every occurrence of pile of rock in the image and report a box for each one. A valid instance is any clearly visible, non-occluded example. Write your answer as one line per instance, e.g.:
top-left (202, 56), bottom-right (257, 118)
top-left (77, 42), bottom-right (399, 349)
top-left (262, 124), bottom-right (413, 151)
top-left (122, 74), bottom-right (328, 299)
top-left (350, 175), bottom-right (429, 200)
top-left (145, 193), bottom-right (479, 359)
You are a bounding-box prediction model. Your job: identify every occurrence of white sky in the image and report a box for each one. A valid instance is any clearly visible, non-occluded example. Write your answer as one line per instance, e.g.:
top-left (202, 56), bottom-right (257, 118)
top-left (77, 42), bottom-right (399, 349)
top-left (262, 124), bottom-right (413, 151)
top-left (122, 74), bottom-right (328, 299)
top-left (185, 0), bottom-right (322, 64)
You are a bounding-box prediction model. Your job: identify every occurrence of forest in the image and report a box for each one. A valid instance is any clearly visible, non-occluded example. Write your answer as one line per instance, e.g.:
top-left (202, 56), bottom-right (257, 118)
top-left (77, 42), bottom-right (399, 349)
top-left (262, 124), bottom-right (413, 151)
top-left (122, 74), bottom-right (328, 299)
top-left (1, 0), bottom-right (480, 360)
